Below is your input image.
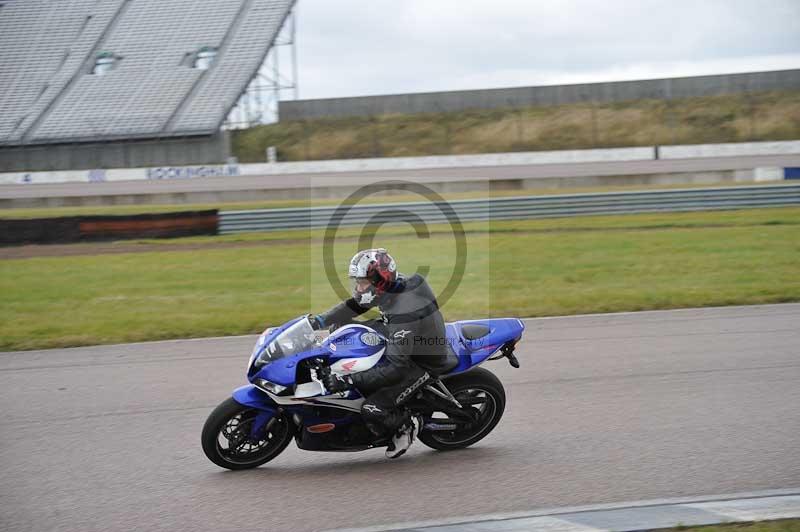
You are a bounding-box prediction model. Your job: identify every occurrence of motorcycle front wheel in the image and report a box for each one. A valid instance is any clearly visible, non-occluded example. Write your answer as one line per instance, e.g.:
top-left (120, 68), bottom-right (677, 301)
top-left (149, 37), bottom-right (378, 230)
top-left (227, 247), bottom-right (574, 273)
top-left (201, 397), bottom-right (293, 470)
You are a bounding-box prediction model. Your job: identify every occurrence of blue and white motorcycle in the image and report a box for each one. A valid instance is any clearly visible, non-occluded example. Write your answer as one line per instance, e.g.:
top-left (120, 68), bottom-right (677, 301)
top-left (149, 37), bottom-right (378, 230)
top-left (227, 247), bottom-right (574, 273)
top-left (201, 315), bottom-right (524, 470)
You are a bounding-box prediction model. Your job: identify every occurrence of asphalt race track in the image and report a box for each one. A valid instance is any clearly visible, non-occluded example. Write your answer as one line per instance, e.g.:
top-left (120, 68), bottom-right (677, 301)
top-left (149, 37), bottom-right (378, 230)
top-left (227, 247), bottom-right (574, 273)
top-left (3, 154), bottom-right (800, 199)
top-left (1, 304), bottom-right (798, 532)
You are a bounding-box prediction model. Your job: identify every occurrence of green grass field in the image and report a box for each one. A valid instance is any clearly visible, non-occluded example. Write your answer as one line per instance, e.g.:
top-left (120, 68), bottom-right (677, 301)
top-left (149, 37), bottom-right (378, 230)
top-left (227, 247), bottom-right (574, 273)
top-left (1, 207), bottom-right (799, 351)
top-left (233, 90), bottom-right (800, 162)
top-left (667, 520), bottom-right (800, 532)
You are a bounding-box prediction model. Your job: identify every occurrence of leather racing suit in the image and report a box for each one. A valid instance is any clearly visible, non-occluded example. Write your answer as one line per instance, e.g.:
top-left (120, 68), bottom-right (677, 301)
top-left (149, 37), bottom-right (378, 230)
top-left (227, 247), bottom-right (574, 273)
top-left (317, 273), bottom-right (454, 438)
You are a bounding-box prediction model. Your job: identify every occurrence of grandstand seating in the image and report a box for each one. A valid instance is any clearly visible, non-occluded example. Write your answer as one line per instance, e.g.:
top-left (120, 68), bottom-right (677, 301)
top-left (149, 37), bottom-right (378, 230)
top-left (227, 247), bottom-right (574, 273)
top-left (0, 0), bottom-right (294, 145)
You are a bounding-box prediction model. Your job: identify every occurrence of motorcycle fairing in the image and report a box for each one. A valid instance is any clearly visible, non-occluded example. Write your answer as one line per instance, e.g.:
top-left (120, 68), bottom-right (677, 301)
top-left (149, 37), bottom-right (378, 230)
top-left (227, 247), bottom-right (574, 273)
top-left (232, 384), bottom-right (279, 414)
top-left (295, 411), bottom-right (375, 451)
top-left (446, 318), bottom-right (525, 374)
top-left (253, 345), bottom-right (329, 386)
top-left (265, 388), bottom-right (365, 413)
top-left (252, 322), bottom-right (386, 385)
top-left (239, 316), bottom-right (524, 409)
top-left (322, 324), bottom-right (386, 375)
top-left (322, 324), bottom-right (385, 360)
top-left (231, 384), bottom-right (374, 450)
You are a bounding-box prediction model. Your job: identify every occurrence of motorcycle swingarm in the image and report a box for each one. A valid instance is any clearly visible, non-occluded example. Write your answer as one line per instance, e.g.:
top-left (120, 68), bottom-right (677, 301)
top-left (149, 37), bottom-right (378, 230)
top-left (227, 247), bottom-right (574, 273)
top-left (410, 393), bottom-right (478, 424)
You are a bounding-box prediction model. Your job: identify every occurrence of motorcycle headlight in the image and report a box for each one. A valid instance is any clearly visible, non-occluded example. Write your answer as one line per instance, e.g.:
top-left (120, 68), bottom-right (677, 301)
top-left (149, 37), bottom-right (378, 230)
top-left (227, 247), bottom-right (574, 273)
top-left (255, 379), bottom-right (287, 395)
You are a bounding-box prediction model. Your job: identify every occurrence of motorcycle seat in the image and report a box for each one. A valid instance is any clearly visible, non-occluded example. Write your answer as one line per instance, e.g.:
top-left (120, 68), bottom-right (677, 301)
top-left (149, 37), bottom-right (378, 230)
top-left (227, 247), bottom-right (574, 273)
top-left (460, 323), bottom-right (491, 341)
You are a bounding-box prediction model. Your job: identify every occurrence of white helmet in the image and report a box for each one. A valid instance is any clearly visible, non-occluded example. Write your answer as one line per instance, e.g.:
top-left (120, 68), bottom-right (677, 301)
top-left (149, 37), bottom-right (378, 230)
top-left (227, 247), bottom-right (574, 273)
top-left (348, 248), bottom-right (397, 306)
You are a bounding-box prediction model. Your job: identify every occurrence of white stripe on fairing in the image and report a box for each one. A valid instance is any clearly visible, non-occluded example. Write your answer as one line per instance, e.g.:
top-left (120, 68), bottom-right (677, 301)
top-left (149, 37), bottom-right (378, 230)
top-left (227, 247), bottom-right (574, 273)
top-left (330, 323), bottom-right (377, 336)
top-left (264, 389), bottom-right (365, 413)
top-left (687, 495), bottom-right (800, 522)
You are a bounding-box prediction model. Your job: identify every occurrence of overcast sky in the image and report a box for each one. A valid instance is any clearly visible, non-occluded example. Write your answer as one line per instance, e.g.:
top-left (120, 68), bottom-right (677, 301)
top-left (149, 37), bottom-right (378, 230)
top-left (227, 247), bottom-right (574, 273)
top-left (286, 0), bottom-right (800, 100)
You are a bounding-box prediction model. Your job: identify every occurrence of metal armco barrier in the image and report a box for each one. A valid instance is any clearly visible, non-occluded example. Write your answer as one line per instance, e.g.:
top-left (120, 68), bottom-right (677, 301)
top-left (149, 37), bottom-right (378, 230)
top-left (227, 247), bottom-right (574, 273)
top-left (218, 184), bottom-right (800, 234)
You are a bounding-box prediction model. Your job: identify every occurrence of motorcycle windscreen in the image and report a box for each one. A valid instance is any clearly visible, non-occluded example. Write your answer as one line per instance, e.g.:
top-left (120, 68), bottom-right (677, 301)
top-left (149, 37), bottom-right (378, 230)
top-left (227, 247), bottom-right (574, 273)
top-left (255, 317), bottom-right (316, 367)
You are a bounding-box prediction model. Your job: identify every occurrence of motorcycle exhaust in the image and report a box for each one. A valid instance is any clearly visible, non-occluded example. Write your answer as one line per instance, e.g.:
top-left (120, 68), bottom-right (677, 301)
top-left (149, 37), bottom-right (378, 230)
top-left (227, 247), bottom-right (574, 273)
top-left (424, 422), bottom-right (459, 431)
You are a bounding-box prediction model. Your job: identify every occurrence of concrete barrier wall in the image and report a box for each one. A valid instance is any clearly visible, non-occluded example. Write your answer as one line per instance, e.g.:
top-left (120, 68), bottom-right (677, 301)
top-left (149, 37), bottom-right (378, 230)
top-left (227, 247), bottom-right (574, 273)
top-left (659, 141), bottom-right (800, 159)
top-left (0, 163), bottom-right (240, 185)
top-left (280, 69), bottom-right (800, 121)
top-left (0, 169), bottom-right (780, 209)
top-left (2, 140), bottom-right (800, 185)
top-left (241, 147), bottom-right (655, 175)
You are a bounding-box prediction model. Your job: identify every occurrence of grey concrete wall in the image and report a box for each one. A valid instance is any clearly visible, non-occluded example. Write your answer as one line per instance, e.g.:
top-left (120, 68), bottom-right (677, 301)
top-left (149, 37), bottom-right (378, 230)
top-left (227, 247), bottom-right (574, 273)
top-left (0, 132), bottom-right (231, 172)
top-left (279, 69), bottom-right (800, 120)
top-left (0, 169), bottom-right (758, 209)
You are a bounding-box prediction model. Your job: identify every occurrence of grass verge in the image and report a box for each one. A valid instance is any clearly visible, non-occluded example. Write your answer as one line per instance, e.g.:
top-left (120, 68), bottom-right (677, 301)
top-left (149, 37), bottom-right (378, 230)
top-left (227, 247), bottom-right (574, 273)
top-left (233, 90), bottom-right (800, 162)
top-left (665, 519), bottom-right (800, 532)
top-left (1, 207), bottom-right (799, 351)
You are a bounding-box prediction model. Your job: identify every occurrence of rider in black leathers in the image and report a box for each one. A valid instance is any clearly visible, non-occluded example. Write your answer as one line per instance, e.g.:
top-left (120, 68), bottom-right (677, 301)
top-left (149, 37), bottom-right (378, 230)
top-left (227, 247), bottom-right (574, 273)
top-left (312, 248), bottom-right (453, 458)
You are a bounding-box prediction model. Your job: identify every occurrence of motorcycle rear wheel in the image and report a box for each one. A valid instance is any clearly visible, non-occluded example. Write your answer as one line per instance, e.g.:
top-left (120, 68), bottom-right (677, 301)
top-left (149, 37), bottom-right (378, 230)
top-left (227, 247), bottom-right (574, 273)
top-left (201, 397), bottom-right (293, 470)
top-left (419, 367), bottom-right (506, 451)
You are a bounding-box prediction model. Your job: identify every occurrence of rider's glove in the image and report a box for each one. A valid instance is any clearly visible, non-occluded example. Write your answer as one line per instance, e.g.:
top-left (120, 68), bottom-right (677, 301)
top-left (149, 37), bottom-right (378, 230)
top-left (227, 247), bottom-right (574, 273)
top-left (323, 372), bottom-right (353, 393)
top-left (309, 314), bottom-right (329, 331)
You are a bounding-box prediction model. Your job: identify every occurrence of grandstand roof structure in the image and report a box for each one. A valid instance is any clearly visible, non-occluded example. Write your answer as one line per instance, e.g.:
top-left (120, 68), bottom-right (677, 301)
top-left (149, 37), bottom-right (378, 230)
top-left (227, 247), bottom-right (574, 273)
top-left (0, 0), bottom-right (295, 146)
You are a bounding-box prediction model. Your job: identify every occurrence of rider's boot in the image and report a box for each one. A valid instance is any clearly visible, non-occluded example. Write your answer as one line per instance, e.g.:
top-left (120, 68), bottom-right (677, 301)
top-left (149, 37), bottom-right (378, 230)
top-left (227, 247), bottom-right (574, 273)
top-left (385, 415), bottom-right (421, 459)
